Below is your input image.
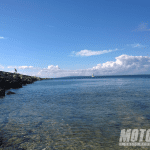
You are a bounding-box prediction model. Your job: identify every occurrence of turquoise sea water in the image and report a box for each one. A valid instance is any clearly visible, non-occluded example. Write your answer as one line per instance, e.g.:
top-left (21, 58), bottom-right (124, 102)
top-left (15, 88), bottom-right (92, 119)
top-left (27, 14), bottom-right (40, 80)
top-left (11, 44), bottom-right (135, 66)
top-left (0, 76), bottom-right (150, 149)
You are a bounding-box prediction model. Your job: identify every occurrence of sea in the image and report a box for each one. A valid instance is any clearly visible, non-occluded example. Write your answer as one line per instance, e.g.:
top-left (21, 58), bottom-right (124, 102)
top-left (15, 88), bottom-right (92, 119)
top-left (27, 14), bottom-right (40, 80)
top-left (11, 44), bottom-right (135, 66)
top-left (0, 75), bottom-right (150, 150)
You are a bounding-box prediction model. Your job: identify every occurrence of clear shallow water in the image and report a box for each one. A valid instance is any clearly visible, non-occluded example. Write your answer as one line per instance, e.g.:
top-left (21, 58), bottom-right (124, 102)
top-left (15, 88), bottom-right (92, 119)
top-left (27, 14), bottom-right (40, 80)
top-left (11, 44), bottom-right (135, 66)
top-left (0, 77), bottom-right (150, 149)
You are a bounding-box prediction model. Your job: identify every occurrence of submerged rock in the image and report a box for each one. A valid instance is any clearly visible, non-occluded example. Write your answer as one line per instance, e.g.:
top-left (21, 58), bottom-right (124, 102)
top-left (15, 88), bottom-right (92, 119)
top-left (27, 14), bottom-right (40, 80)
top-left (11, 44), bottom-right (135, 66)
top-left (0, 88), bottom-right (5, 96)
top-left (6, 91), bottom-right (16, 95)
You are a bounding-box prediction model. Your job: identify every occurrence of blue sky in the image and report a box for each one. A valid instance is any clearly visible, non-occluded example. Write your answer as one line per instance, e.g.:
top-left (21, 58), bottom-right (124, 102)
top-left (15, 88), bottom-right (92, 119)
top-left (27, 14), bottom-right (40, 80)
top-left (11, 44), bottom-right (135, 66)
top-left (0, 0), bottom-right (150, 77)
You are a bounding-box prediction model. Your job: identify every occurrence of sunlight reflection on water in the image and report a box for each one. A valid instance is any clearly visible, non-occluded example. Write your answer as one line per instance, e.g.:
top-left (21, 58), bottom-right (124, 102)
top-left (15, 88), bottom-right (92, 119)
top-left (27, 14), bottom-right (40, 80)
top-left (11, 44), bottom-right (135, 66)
top-left (0, 78), bottom-right (150, 149)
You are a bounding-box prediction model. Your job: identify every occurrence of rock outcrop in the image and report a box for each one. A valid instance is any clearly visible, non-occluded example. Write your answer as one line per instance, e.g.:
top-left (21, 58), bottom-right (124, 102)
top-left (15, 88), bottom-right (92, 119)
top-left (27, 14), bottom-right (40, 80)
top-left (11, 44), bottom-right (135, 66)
top-left (0, 71), bottom-right (46, 97)
top-left (0, 88), bottom-right (5, 96)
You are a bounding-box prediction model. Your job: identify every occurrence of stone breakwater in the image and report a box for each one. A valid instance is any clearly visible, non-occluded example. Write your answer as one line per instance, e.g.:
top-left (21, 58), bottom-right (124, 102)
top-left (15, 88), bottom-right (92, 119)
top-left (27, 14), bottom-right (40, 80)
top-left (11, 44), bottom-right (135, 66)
top-left (0, 71), bottom-right (46, 97)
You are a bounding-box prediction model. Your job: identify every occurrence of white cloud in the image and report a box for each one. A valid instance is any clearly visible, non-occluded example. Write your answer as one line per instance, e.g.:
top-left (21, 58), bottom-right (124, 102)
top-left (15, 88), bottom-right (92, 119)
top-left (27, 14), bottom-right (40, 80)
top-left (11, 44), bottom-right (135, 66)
top-left (37, 55), bottom-right (150, 78)
top-left (92, 55), bottom-right (150, 74)
top-left (7, 66), bottom-right (15, 69)
top-left (0, 65), bottom-right (4, 69)
top-left (6, 55), bottom-right (150, 78)
top-left (133, 43), bottom-right (141, 47)
top-left (133, 22), bottom-right (150, 32)
top-left (127, 43), bottom-right (148, 49)
top-left (7, 66), bottom-right (33, 69)
top-left (18, 66), bottom-right (33, 69)
top-left (47, 65), bottom-right (60, 70)
top-left (128, 43), bottom-right (146, 48)
top-left (0, 37), bottom-right (4, 39)
top-left (72, 49), bottom-right (118, 56)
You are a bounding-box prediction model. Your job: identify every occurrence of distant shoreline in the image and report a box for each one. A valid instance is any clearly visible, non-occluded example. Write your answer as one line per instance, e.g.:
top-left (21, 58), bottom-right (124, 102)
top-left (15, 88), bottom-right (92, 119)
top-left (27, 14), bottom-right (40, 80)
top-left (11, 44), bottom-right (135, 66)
top-left (54, 74), bottom-right (150, 79)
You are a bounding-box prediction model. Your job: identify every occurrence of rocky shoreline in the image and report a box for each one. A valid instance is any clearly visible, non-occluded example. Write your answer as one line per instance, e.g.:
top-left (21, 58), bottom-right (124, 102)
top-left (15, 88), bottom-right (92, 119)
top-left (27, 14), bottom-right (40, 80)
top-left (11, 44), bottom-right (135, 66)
top-left (0, 71), bottom-right (48, 97)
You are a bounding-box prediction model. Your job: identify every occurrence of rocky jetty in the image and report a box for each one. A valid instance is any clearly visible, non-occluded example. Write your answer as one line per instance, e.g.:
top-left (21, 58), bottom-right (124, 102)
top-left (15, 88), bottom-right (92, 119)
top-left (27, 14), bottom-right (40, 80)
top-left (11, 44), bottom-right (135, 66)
top-left (0, 71), bottom-right (45, 97)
